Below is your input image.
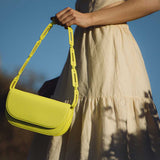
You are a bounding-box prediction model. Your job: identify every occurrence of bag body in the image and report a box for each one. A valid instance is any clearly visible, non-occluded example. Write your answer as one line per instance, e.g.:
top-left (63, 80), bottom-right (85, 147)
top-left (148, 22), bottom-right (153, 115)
top-left (6, 89), bottom-right (74, 136)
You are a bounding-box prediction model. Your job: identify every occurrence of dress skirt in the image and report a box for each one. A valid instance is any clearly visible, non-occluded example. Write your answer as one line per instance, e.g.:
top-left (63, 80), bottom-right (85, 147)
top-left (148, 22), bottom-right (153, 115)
top-left (28, 23), bottom-right (160, 160)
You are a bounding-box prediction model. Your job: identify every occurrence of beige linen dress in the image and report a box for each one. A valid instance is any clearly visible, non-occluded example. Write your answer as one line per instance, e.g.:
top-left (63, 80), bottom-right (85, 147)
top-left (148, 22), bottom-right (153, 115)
top-left (28, 0), bottom-right (160, 159)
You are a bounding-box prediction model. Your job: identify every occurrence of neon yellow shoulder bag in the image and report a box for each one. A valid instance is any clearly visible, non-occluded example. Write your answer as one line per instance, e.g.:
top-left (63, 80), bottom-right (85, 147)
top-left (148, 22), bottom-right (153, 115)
top-left (5, 18), bottom-right (79, 136)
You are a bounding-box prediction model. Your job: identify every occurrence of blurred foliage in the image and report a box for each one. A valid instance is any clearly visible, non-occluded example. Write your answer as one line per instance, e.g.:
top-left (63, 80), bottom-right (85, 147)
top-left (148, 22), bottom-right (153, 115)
top-left (0, 69), bottom-right (45, 160)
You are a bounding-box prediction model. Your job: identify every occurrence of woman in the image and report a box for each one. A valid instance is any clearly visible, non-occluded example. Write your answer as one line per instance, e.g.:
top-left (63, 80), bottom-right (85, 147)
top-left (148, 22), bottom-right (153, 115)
top-left (28, 0), bottom-right (160, 159)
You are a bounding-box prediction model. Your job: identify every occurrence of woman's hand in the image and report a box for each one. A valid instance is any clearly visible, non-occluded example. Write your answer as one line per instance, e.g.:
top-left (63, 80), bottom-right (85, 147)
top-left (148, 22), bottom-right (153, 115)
top-left (54, 7), bottom-right (91, 28)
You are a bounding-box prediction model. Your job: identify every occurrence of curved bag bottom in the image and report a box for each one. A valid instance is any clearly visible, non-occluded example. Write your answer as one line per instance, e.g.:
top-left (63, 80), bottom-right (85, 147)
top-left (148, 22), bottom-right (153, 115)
top-left (5, 110), bottom-right (74, 136)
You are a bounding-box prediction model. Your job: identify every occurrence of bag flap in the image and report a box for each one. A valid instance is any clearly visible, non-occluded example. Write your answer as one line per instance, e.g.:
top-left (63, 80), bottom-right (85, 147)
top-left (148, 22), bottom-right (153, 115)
top-left (6, 89), bottom-right (71, 129)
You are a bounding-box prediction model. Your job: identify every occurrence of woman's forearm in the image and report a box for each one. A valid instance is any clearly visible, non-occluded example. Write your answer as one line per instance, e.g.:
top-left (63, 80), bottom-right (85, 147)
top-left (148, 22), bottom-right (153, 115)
top-left (54, 0), bottom-right (160, 28)
top-left (88, 0), bottom-right (160, 26)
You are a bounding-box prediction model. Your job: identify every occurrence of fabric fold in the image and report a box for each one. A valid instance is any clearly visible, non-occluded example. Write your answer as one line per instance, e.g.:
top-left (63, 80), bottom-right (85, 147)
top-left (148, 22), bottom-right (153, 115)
top-left (46, 95), bottom-right (160, 160)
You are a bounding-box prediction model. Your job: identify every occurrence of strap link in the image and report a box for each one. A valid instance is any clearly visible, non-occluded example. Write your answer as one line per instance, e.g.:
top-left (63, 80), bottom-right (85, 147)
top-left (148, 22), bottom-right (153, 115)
top-left (40, 22), bottom-right (54, 40)
top-left (9, 19), bottom-right (79, 109)
top-left (70, 47), bottom-right (76, 67)
top-left (71, 89), bottom-right (79, 109)
top-left (71, 68), bottom-right (78, 88)
top-left (68, 27), bottom-right (74, 46)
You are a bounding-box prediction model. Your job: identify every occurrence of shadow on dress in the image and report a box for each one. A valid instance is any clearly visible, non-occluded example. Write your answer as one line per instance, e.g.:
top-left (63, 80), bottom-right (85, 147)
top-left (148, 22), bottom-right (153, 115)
top-left (58, 90), bottom-right (160, 160)
top-left (99, 90), bottom-right (160, 160)
top-left (28, 86), bottom-right (160, 160)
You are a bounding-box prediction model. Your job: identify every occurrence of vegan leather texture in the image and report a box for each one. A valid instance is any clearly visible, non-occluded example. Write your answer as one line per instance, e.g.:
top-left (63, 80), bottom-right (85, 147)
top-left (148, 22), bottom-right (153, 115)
top-left (6, 89), bottom-right (73, 136)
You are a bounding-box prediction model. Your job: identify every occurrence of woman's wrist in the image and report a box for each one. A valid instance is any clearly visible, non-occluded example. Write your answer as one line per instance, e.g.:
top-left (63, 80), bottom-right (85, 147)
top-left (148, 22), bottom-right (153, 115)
top-left (84, 13), bottom-right (94, 28)
top-left (86, 12), bottom-right (103, 27)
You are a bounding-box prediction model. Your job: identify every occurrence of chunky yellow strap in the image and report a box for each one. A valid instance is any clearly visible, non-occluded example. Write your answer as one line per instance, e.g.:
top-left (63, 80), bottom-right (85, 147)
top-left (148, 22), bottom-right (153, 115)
top-left (10, 19), bottom-right (79, 109)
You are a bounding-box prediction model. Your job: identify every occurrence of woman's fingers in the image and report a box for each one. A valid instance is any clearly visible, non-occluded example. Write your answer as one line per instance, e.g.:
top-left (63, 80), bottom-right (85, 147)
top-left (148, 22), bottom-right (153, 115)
top-left (56, 7), bottom-right (71, 19)
top-left (56, 7), bottom-right (79, 27)
top-left (65, 18), bottom-right (76, 27)
top-left (56, 7), bottom-right (72, 23)
top-left (53, 7), bottom-right (91, 28)
top-left (61, 15), bottom-right (75, 26)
